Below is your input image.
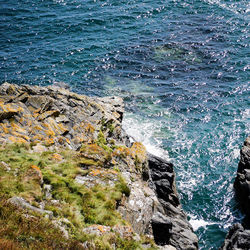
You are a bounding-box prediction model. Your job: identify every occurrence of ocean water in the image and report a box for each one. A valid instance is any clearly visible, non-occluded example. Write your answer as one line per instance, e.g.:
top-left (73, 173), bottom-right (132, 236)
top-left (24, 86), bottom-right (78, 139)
top-left (0, 0), bottom-right (249, 248)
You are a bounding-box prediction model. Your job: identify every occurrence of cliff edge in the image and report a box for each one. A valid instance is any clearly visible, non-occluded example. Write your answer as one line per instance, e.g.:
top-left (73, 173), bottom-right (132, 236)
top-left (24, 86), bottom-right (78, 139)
top-left (0, 83), bottom-right (197, 249)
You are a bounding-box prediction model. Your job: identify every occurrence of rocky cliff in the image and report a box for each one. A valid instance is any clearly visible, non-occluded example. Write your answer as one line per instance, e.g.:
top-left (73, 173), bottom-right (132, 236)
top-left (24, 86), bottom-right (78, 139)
top-left (0, 83), bottom-right (198, 249)
top-left (220, 137), bottom-right (250, 250)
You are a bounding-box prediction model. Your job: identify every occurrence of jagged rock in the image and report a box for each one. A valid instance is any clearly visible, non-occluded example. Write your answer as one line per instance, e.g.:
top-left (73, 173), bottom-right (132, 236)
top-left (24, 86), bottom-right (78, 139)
top-left (220, 223), bottom-right (250, 250)
top-left (234, 136), bottom-right (250, 222)
top-left (148, 154), bottom-right (198, 250)
top-left (221, 137), bottom-right (250, 249)
top-left (0, 83), bottom-right (125, 150)
top-left (8, 196), bottom-right (53, 219)
top-left (0, 110), bottom-right (17, 121)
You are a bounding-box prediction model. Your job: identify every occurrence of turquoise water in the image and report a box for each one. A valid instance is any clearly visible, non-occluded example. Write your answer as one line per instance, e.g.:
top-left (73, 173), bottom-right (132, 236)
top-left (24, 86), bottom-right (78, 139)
top-left (0, 0), bottom-right (249, 248)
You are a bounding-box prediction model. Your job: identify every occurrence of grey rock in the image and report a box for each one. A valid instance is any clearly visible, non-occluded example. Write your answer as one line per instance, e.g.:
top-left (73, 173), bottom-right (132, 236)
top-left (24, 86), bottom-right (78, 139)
top-left (0, 83), bottom-right (198, 249)
top-left (151, 212), bottom-right (172, 245)
top-left (118, 180), bottom-right (157, 235)
top-left (52, 218), bottom-right (71, 239)
top-left (148, 154), bottom-right (198, 250)
top-left (8, 196), bottom-right (53, 219)
top-left (220, 223), bottom-right (250, 250)
top-left (52, 81), bottom-right (71, 90)
top-left (0, 161), bottom-right (11, 171)
top-left (0, 83), bottom-right (126, 150)
top-left (44, 184), bottom-right (52, 199)
top-left (159, 246), bottom-right (177, 250)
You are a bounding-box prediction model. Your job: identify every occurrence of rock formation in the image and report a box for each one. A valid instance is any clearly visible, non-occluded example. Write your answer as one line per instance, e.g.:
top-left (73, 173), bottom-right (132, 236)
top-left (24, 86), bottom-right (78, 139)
top-left (0, 83), bottom-right (198, 249)
top-left (148, 154), bottom-right (198, 249)
top-left (220, 137), bottom-right (250, 250)
top-left (220, 223), bottom-right (250, 250)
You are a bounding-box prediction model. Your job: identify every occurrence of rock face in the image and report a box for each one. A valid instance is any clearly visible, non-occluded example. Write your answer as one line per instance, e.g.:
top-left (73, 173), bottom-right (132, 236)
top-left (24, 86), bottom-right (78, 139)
top-left (149, 154), bottom-right (198, 249)
top-left (220, 223), bottom-right (250, 250)
top-left (221, 137), bottom-right (250, 249)
top-left (234, 136), bottom-right (250, 222)
top-left (0, 83), bottom-right (198, 249)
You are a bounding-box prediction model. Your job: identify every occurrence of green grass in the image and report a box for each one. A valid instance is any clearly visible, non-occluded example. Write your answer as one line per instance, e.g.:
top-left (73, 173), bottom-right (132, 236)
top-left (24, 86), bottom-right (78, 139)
top-left (0, 143), bottom-right (157, 249)
top-left (0, 195), bottom-right (79, 249)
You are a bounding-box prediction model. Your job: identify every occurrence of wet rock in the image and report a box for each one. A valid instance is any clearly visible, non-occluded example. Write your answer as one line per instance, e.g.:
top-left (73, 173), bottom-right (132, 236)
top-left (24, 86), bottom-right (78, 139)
top-left (8, 196), bottom-right (53, 219)
top-left (221, 137), bottom-right (250, 249)
top-left (220, 223), bottom-right (250, 250)
top-left (148, 154), bottom-right (198, 250)
top-left (234, 136), bottom-right (250, 222)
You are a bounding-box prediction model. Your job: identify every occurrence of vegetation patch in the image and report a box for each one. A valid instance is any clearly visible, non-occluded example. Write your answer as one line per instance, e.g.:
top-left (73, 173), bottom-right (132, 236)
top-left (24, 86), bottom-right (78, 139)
top-left (0, 143), bottom-right (156, 249)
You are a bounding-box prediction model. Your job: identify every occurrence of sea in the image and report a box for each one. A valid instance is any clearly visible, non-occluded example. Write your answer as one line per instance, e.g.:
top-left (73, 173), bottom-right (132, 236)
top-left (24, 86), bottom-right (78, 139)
top-left (0, 0), bottom-right (249, 249)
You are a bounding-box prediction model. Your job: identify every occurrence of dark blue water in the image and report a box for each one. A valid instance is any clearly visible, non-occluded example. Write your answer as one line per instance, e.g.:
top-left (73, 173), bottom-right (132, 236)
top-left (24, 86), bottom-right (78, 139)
top-left (0, 0), bottom-right (249, 248)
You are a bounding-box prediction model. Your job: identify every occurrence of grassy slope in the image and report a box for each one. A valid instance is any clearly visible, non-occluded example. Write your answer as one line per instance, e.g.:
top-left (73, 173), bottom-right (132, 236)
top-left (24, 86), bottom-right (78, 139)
top-left (0, 143), bottom-right (155, 249)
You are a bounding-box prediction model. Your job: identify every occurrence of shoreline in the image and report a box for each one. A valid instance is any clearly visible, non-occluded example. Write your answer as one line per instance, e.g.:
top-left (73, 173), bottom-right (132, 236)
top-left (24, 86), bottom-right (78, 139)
top-left (0, 82), bottom-right (198, 249)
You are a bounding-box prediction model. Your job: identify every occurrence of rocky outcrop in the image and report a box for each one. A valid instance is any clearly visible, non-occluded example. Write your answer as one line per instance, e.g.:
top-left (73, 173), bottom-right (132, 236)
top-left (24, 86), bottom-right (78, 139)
top-left (8, 196), bottom-right (53, 219)
top-left (234, 136), bottom-right (250, 222)
top-left (0, 82), bottom-right (125, 150)
top-left (0, 83), bottom-right (198, 249)
top-left (220, 223), bottom-right (250, 250)
top-left (221, 137), bottom-right (250, 249)
top-left (149, 154), bottom-right (198, 249)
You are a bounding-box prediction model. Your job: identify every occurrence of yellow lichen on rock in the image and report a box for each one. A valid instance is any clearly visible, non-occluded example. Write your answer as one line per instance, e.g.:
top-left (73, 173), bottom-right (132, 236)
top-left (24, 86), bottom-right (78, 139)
top-left (51, 153), bottom-right (63, 162)
top-left (8, 136), bottom-right (27, 144)
top-left (131, 142), bottom-right (147, 163)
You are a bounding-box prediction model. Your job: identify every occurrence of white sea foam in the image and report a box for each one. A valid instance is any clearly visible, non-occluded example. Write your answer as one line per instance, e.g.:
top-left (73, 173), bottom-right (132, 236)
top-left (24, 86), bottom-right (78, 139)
top-left (122, 113), bottom-right (169, 160)
top-left (189, 215), bottom-right (214, 231)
